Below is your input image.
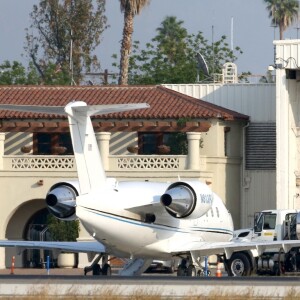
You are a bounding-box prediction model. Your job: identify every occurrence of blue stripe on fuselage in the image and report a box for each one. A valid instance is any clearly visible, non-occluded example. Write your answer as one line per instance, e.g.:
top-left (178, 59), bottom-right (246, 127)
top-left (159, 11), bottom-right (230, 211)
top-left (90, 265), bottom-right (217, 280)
top-left (80, 206), bottom-right (233, 236)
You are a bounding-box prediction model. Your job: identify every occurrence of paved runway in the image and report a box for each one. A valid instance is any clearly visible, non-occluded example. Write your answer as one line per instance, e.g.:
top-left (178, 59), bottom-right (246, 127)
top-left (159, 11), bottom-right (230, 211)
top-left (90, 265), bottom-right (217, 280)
top-left (1, 268), bottom-right (300, 299)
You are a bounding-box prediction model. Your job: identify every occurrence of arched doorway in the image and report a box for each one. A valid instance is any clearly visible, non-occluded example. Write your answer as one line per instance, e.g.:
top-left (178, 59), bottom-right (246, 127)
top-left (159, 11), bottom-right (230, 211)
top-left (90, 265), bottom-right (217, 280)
top-left (5, 199), bottom-right (46, 268)
top-left (23, 208), bottom-right (53, 268)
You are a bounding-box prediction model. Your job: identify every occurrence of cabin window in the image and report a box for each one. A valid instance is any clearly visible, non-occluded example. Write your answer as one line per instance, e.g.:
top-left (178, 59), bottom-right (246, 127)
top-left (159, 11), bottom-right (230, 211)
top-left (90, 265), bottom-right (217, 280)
top-left (33, 133), bottom-right (73, 155)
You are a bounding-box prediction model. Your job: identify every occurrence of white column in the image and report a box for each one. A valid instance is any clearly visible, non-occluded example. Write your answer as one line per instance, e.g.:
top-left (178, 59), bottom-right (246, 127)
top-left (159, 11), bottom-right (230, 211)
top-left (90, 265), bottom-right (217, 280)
top-left (186, 132), bottom-right (201, 170)
top-left (0, 133), bottom-right (5, 170)
top-left (276, 68), bottom-right (290, 209)
top-left (95, 132), bottom-right (111, 171)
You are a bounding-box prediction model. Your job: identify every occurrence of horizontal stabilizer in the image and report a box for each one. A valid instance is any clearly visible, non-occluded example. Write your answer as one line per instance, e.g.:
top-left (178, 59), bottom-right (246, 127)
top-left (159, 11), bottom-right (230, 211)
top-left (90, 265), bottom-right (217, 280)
top-left (0, 104), bottom-right (65, 115)
top-left (0, 102), bottom-right (150, 116)
top-left (79, 103), bottom-right (150, 117)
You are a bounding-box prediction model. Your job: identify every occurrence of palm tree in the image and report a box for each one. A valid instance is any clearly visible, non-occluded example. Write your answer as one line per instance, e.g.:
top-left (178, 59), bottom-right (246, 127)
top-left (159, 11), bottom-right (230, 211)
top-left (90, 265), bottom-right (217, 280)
top-left (119, 0), bottom-right (150, 85)
top-left (264, 0), bottom-right (299, 40)
top-left (154, 16), bottom-right (188, 65)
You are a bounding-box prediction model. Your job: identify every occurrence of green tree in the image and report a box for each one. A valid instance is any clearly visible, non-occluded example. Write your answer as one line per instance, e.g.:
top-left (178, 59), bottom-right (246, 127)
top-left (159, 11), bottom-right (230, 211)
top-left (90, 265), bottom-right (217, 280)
top-left (118, 0), bottom-right (150, 85)
top-left (118, 16), bottom-right (242, 84)
top-left (47, 214), bottom-right (80, 242)
top-left (0, 60), bottom-right (76, 86)
top-left (0, 61), bottom-right (39, 85)
top-left (154, 16), bottom-right (188, 64)
top-left (25, 0), bottom-right (107, 85)
top-left (264, 0), bottom-right (299, 40)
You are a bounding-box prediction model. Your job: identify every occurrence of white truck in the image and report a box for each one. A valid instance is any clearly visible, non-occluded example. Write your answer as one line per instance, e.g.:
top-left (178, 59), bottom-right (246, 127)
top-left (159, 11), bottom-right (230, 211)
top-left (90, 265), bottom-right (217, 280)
top-left (224, 209), bottom-right (300, 276)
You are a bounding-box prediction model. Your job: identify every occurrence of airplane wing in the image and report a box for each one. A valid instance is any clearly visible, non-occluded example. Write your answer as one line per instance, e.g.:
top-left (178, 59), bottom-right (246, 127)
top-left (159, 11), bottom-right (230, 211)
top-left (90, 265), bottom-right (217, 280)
top-left (0, 240), bottom-right (105, 254)
top-left (170, 239), bottom-right (300, 258)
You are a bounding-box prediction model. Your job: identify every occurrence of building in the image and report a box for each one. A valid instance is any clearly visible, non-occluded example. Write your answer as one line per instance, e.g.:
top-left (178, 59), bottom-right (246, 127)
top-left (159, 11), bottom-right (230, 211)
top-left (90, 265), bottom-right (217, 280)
top-left (0, 85), bottom-right (248, 268)
top-left (164, 83), bottom-right (276, 227)
top-left (164, 39), bottom-right (300, 228)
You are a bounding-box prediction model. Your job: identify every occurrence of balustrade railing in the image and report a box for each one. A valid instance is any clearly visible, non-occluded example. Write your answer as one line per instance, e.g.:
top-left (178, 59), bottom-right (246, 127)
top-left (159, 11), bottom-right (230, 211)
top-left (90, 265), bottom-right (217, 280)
top-left (4, 156), bottom-right (75, 170)
top-left (116, 156), bottom-right (181, 169)
top-left (3, 155), bottom-right (187, 171)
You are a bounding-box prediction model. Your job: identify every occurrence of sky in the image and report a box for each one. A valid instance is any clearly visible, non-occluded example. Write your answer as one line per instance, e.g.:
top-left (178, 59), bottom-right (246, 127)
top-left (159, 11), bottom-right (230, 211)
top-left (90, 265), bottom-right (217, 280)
top-left (1, 0), bottom-right (300, 77)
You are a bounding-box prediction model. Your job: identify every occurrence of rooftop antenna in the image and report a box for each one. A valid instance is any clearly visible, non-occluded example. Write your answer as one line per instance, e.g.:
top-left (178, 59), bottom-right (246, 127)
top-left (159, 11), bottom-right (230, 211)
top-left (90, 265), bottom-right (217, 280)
top-left (196, 52), bottom-right (210, 82)
top-left (69, 29), bottom-right (76, 86)
top-left (212, 25), bottom-right (215, 76)
top-left (231, 17), bottom-right (234, 51)
top-left (296, 1), bottom-right (300, 38)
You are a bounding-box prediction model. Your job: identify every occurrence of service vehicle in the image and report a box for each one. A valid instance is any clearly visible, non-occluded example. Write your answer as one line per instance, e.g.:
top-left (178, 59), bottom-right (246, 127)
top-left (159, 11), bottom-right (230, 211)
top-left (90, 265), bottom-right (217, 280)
top-left (226, 209), bottom-right (300, 276)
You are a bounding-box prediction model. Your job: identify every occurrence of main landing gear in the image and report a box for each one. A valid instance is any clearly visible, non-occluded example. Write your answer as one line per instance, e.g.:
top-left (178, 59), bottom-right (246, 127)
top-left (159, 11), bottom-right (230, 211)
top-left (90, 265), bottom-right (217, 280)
top-left (84, 253), bottom-right (112, 276)
top-left (177, 256), bottom-right (211, 277)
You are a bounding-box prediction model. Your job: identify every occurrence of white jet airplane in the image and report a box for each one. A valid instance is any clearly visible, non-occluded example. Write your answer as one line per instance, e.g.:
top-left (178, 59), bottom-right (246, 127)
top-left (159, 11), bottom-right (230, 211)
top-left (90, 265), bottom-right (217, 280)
top-left (1, 101), bottom-right (300, 277)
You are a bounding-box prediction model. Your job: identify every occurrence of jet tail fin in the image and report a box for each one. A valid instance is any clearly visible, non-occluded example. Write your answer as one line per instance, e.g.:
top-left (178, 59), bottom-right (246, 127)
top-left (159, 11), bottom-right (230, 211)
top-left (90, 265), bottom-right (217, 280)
top-left (0, 101), bottom-right (149, 194)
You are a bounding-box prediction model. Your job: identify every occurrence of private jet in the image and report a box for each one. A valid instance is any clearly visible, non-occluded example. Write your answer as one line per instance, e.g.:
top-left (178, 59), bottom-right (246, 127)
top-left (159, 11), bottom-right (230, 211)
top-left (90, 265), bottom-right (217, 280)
top-left (1, 101), bottom-right (300, 277)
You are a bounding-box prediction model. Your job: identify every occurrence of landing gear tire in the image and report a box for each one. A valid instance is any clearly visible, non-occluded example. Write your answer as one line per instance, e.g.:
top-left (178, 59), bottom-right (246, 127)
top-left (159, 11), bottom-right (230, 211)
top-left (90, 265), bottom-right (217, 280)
top-left (92, 263), bottom-right (102, 275)
top-left (177, 265), bottom-right (187, 276)
top-left (187, 265), bottom-right (197, 277)
top-left (227, 253), bottom-right (251, 277)
top-left (102, 263), bottom-right (112, 276)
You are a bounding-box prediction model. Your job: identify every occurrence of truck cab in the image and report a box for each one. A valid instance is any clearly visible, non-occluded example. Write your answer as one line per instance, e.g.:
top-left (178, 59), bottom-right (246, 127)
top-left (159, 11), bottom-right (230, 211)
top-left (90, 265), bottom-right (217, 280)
top-left (253, 209), bottom-right (299, 242)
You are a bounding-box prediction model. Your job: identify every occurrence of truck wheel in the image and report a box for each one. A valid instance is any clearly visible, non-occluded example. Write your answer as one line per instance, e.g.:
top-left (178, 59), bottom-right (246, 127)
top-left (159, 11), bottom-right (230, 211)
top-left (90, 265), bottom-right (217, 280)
top-left (92, 263), bottom-right (102, 275)
top-left (102, 263), bottom-right (112, 276)
top-left (177, 259), bottom-right (187, 276)
top-left (228, 253), bottom-right (251, 277)
top-left (187, 265), bottom-right (197, 277)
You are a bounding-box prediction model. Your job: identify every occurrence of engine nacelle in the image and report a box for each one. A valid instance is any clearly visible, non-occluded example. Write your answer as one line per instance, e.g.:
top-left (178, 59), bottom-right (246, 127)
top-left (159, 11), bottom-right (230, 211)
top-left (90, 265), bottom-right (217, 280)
top-left (46, 181), bottom-right (79, 220)
top-left (160, 181), bottom-right (213, 219)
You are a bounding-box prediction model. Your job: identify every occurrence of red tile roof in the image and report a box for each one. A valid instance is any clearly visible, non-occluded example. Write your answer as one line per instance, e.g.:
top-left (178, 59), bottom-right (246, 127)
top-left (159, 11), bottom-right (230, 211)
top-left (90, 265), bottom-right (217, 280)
top-left (0, 85), bottom-right (249, 121)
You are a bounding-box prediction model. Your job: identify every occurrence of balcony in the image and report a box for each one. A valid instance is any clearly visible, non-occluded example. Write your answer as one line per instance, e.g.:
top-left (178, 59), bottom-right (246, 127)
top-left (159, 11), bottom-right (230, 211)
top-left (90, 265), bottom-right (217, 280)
top-left (0, 154), bottom-right (213, 181)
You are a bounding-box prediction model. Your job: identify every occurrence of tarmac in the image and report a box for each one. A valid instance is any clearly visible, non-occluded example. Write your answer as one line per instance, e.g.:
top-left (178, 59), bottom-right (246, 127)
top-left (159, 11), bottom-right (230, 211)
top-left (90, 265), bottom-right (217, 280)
top-left (0, 265), bottom-right (220, 277)
top-left (0, 267), bottom-right (86, 276)
top-left (1, 268), bottom-right (300, 299)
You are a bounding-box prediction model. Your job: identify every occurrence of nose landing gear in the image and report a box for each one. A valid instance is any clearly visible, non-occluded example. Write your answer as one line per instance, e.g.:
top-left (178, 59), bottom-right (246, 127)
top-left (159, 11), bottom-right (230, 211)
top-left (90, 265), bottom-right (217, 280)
top-left (84, 253), bottom-right (112, 276)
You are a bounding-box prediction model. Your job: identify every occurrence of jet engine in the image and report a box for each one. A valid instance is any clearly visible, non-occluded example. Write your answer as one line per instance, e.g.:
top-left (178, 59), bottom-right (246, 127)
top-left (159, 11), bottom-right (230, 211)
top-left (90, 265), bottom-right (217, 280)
top-left (160, 181), bottom-right (213, 219)
top-left (46, 181), bottom-right (79, 220)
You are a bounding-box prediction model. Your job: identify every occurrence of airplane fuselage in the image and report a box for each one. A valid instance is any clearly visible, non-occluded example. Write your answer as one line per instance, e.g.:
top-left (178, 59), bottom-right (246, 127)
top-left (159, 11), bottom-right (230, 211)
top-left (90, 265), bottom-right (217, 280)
top-left (76, 181), bottom-right (234, 259)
